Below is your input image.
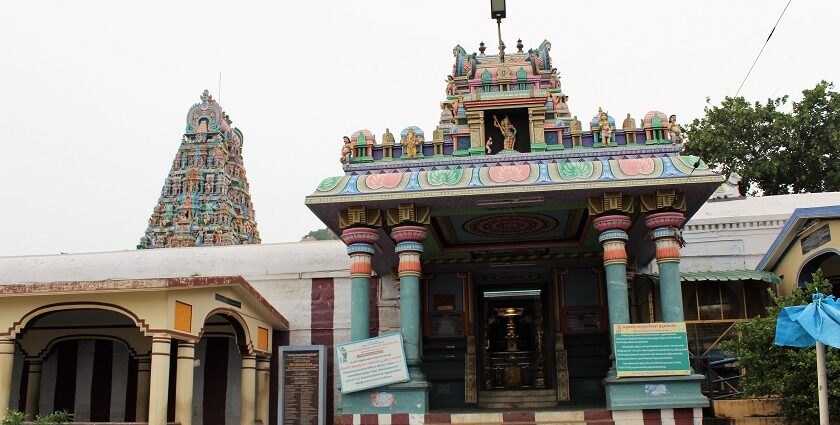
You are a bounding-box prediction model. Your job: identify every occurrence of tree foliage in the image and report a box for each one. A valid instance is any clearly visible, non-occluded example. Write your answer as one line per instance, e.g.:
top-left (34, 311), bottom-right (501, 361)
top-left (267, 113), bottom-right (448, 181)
top-left (722, 270), bottom-right (840, 424)
top-left (301, 228), bottom-right (339, 241)
top-left (685, 81), bottom-right (840, 195)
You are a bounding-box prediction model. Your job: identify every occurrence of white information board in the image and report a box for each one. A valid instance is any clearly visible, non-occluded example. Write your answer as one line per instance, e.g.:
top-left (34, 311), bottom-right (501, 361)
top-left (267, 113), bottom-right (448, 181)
top-left (336, 333), bottom-right (409, 394)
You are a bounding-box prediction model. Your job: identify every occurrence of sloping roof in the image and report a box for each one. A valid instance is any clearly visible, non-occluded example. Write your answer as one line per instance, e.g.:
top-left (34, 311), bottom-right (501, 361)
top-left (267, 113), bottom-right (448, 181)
top-left (640, 270), bottom-right (780, 284)
top-left (756, 205), bottom-right (840, 271)
top-left (690, 192), bottom-right (840, 224)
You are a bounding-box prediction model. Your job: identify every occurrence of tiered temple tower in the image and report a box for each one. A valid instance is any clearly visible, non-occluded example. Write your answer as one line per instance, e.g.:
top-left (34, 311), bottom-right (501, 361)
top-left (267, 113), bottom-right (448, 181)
top-left (138, 90), bottom-right (260, 249)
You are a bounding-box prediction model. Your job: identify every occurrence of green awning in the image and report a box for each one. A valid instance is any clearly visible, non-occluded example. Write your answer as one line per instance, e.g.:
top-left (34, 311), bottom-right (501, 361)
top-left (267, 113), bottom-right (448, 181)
top-left (639, 270), bottom-right (781, 285)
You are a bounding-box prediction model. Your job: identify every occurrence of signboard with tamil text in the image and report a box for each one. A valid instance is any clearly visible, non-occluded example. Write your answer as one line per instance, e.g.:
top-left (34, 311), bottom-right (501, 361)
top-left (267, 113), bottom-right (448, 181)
top-left (279, 345), bottom-right (326, 425)
top-left (614, 322), bottom-right (691, 378)
top-left (336, 333), bottom-right (409, 394)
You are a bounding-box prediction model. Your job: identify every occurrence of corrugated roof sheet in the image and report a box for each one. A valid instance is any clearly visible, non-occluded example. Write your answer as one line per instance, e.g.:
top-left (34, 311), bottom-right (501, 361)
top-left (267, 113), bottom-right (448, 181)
top-left (640, 270), bottom-right (781, 285)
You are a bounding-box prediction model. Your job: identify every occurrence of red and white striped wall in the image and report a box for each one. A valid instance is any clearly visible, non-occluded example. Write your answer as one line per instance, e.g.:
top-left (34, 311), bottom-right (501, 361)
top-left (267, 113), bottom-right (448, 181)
top-left (336, 407), bottom-right (703, 425)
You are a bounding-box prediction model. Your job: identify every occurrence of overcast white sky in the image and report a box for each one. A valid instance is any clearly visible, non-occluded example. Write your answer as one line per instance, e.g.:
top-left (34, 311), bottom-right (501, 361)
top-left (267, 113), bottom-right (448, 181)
top-left (1, 1), bottom-right (838, 257)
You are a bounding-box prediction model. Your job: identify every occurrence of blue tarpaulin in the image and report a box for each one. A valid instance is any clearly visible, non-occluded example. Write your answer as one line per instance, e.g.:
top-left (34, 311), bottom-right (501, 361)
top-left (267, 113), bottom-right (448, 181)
top-left (775, 293), bottom-right (840, 425)
top-left (775, 293), bottom-right (840, 349)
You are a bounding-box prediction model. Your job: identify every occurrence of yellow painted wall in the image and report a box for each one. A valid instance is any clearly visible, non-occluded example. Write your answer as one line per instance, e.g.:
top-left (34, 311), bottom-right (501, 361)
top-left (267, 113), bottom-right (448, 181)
top-left (772, 219), bottom-right (840, 296)
top-left (0, 284), bottom-right (277, 357)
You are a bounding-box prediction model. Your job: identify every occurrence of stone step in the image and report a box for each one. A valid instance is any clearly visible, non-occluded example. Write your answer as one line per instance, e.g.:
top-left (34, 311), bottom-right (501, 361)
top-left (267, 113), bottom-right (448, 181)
top-left (478, 389), bottom-right (556, 397)
top-left (479, 394), bottom-right (559, 403)
top-left (477, 400), bottom-right (559, 409)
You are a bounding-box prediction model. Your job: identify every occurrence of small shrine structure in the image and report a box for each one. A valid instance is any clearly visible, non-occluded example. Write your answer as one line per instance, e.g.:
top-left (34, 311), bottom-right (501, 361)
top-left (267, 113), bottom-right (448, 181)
top-left (139, 90), bottom-right (261, 249)
top-left (307, 38), bottom-right (722, 417)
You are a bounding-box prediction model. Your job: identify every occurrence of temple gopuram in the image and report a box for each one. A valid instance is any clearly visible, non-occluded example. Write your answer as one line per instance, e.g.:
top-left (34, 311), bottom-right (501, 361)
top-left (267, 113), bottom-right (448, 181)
top-left (139, 90), bottom-right (260, 249)
top-left (307, 37), bottom-right (723, 418)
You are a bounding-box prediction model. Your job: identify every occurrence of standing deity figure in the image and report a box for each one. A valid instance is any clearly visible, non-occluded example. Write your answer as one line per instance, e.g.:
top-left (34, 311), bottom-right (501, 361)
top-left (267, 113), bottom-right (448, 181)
top-left (493, 115), bottom-right (517, 151)
top-left (597, 108), bottom-right (613, 147)
top-left (485, 137), bottom-right (493, 154)
top-left (205, 173), bottom-right (214, 193)
top-left (570, 116), bottom-right (583, 147)
top-left (623, 113), bottom-right (638, 144)
top-left (403, 129), bottom-right (421, 159)
top-left (669, 115), bottom-right (685, 144)
top-left (340, 136), bottom-right (352, 164)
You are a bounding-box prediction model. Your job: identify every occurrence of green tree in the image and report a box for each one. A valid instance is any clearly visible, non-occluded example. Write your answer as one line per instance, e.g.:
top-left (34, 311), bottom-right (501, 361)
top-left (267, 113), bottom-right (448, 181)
top-left (722, 270), bottom-right (840, 424)
top-left (685, 81), bottom-right (840, 195)
top-left (301, 228), bottom-right (339, 241)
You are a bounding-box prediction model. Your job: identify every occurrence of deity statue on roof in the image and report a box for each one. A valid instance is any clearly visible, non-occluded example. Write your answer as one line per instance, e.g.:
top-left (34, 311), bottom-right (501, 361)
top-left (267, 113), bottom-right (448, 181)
top-left (669, 115), bottom-right (685, 144)
top-left (403, 128), bottom-right (422, 159)
top-left (623, 113), bottom-right (638, 144)
top-left (485, 137), bottom-right (493, 154)
top-left (493, 115), bottom-right (518, 151)
top-left (382, 129), bottom-right (396, 147)
top-left (552, 93), bottom-right (570, 118)
top-left (340, 136), bottom-right (352, 164)
top-left (597, 108), bottom-right (614, 147)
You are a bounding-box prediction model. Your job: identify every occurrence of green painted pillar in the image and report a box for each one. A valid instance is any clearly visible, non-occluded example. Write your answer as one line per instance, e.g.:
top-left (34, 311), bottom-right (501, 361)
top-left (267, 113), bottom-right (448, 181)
top-left (593, 215), bottom-right (632, 339)
top-left (391, 225), bottom-right (428, 378)
top-left (340, 227), bottom-right (380, 341)
top-left (645, 212), bottom-right (687, 323)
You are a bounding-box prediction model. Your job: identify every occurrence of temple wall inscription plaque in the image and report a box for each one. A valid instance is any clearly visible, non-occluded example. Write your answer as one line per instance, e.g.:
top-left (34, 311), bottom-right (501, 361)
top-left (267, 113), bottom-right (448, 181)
top-left (279, 345), bottom-right (326, 425)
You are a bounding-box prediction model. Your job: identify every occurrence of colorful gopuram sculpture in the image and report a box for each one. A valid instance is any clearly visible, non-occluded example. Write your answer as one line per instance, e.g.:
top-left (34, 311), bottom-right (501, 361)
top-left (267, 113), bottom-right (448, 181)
top-left (337, 40), bottom-right (685, 165)
top-left (138, 90), bottom-right (261, 249)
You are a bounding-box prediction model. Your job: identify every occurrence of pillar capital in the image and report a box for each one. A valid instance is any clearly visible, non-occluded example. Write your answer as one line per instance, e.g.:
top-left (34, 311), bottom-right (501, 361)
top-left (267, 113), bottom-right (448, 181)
top-left (391, 225), bottom-right (428, 243)
top-left (342, 228), bottom-right (379, 279)
top-left (644, 211), bottom-right (685, 264)
top-left (340, 227), bottom-right (380, 246)
top-left (593, 215), bottom-right (631, 266)
top-left (593, 214), bottom-right (632, 232)
top-left (391, 226), bottom-right (427, 278)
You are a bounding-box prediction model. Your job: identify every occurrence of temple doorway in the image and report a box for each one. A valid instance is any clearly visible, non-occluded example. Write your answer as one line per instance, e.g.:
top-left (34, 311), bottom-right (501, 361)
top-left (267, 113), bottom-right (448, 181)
top-left (478, 288), bottom-right (549, 390)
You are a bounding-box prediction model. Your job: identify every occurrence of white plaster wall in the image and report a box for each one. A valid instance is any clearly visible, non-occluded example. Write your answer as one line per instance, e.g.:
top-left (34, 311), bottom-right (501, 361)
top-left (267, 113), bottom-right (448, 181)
top-left (378, 275), bottom-right (401, 335)
top-left (649, 193), bottom-right (840, 273)
top-left (0, 241), bottom-right (348, 284)
top-left (332, 277), bottom-right (352, 345)
top-left (247, 276), bottom-right (314, 346)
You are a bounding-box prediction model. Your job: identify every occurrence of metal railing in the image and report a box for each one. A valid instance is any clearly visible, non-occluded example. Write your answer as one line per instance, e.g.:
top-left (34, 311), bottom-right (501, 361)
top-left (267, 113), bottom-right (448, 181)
top-left (692, 353), bottom-right (742, 416)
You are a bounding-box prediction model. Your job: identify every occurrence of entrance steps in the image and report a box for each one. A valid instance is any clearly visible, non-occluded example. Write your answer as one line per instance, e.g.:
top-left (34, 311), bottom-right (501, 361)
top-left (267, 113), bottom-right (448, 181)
top-left (478, 389), bottom-right (558, 409)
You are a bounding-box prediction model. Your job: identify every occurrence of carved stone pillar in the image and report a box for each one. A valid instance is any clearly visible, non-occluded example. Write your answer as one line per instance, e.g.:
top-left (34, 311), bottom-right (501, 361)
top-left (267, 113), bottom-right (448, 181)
top-left (240, 354), bottom-right (257, 425)
top-left (255, 357), bottom-right (271, 425)
top-left (25, 360), bottom-right (42, 420)
top-left (466, 110), bottom-right (486, 155)
top-left (340, 227), bottom-right (380, 341)
top-left (175, 341), bottom-right (195, 425)
top-left (0, 339), bottom-right (15, 417)
top-left (529, 106), bottom-right (548, 152)
top-left (391, 225), bottom-right (427, 375)
top-left (645, 211), bottom-right (687, 322)
top-left (135, 356), bottom-right (151, 422)
top-left (593, 215), bottom-right (632, 339)
top-left (148, 336), bottom-right (171, 425)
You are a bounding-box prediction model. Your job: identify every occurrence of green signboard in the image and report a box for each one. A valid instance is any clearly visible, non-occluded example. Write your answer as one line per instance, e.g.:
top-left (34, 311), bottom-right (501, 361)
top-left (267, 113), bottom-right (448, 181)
top-left (614, 322), bottom-right (691, 378)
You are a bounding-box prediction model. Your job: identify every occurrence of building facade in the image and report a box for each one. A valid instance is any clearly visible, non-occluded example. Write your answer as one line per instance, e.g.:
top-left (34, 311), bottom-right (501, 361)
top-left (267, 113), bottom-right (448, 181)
top-left (306, 39), bottom-right (721, 420)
